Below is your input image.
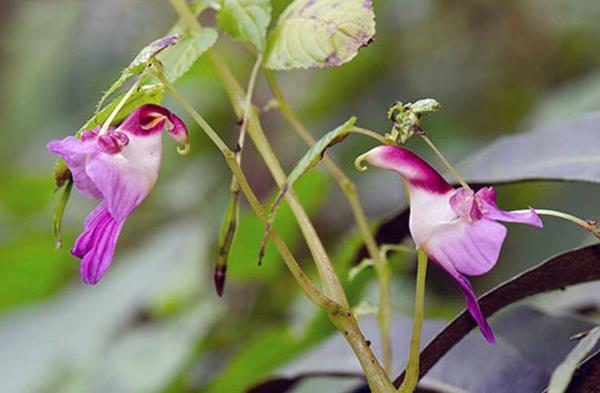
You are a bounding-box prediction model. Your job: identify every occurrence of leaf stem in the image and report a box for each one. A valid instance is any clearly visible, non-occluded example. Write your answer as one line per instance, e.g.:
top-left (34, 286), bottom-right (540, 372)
top-left (265, 69), bottom-right (393, 372)
top-left (98, 77), bottom-right (141, 136)
top-left (399, 248), bottom-right (428, 393)
top-left (419, 134), bottom-right (470, 190)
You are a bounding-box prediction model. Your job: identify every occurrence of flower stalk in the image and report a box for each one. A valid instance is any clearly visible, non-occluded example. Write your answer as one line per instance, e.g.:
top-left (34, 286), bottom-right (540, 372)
top-left (399, 248), bottom-right (428, 392)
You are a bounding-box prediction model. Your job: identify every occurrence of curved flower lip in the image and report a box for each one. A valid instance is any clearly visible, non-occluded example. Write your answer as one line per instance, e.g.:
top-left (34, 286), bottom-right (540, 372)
top-left (47, 104), bottom-right (188, 284)
top-left (360, 145), bottom-right (543, 343)
top-left (358, 145), bottom-right (453, 194)
top-left (119, 104), bottom-right (188, 144)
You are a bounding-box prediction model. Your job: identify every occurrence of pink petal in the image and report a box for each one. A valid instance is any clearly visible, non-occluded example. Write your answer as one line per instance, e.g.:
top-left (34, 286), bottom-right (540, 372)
top-left (85, 153), bottom-right (157, 221)
top-left (71, 204), bottom-right (124, 285)
top-left (47, 136), bottom-right (102, 200)
top-left (425, 218), bottom-right (507, 276)
top-left (476, 187), bottom-right (543, 228)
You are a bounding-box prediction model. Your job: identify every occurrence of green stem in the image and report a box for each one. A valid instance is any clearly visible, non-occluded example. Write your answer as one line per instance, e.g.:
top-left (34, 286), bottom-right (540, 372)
top-left (419, 134), bottom-right (470, 190)
top-left (99, 78), bottom-right (141, 136)
top-left (208, 55), bottom-right (347, 307)
top-left (352, 126), bottom-right (390, 145)
top-left (400, 248), bottom-right (428, 393)
top-left (158, 68), bottom-right (337, 311)
top-left (170, 2), bottom-right (395, 389)
top-left (265, 69), bottom-right (393, 372)
top-left (530, 209), bottom-right (600, 239)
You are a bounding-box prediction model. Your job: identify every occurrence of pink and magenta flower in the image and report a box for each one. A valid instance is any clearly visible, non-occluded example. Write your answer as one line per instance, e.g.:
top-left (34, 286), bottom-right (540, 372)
top-left (359, 145), bottom-right (543, 343)
top-left (47, 104), bottom-right (188, 284)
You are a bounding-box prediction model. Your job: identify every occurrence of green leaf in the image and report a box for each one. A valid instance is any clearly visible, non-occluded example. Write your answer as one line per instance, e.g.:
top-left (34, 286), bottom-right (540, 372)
top-left (264, 0), bottom-right (375, 70)
top-left (258, 117), bottom-right (356, 264)
top-left (52, 178), bottom-right (72, 249)
top-left (157, 28), bottom-right (218, 82)
top-left (95, 34), bottom-right (180, 113)
top-left (548, 327), bottom-right (600, 393)
top-left (217, 0), bottom-right (272, 52)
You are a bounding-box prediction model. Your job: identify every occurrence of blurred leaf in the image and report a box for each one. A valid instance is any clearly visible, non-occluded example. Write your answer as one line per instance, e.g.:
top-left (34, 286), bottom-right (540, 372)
top-left (0, 221), bottom-right (216, 393)
top-left (264, 0), bottom-right (375, 70)
top-left (0, 234), bottom-right (72, 312)
top-left (259, 117), bottom-right (356, 263)
top-left (0, 176), bottom-right (54, 215)
top-left (457, 112), bottom-right (600, 184)
top-left (217, 0), bottom-right (272, 52)
top-left (393, 244), bottom-right (600, 386)
top-left (228, 170), bottom-right (329, 281)
top-left (548, 327), bottom-right (600, 393)
top-left (157, 28), bottom-right (218, 82)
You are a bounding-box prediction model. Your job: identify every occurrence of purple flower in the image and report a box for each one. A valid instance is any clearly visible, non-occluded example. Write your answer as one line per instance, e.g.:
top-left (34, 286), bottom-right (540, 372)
top-left (47, 104), bottom-right (188, 284)
top-left (359, 145), bottom-right (543, 343)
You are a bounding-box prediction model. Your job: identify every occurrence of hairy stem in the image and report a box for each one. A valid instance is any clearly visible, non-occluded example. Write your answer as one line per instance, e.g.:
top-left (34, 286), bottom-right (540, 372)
top-left (399, 248), bottom-right (428, 393)
top-left (265, 70), bottom-right (393, 372)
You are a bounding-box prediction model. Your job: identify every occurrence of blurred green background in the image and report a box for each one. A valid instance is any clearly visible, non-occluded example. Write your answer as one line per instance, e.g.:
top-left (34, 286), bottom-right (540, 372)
top-left (1, 0), bottom-right (600, 392)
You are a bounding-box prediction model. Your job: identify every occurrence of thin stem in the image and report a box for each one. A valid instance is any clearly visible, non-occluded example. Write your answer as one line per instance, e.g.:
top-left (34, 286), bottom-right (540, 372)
top-left (400, 248), bottom-right (428, 393)
top-left (169, 0), bottom-right (201, 33)
top-left (159, 69), bottom-right (337, 311)
top-left (419, 134), bottom-right (470, 190)
top-left (168, 1), bottom-right (395, 389)
top-left (529, 209), bottom-right (600, 238)
top-left (207, 56), bottom-right (348, 307)
top-left (352, 126), bottom-right (389, 145)
top-left (265, 69), bottom-right (393, 372)
top-left (99, 78), bottom-right (141, 136)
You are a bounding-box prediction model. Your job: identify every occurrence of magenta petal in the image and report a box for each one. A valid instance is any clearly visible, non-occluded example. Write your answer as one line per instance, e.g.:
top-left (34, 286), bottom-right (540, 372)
top-left (72, 205), bottom-right (124, 285)
top-left (451, 270), bottom-right (496, 344)
top-left (361, 145), bottom-right (454, 194)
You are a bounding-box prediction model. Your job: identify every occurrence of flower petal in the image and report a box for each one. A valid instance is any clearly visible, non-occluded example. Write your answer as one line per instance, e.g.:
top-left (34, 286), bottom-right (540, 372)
top-left (361, 145), bottom-right (453, 194)
top-left (446, 265), bottom-right (496, 344)
top-left (424, 218), bottom-right (507, 276)
top-left (71, 204), bottom-right (124, 284)
top-left (85, 152), bottom-right (157, 221)
top-left (476, 187), bottom-right (543, 228)
top-left (47, 136), bottom-right (102, 199)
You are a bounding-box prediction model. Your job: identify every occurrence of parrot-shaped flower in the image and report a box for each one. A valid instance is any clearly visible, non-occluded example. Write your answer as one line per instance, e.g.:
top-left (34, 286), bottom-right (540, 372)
top-left (47, 104), bottom-right (188, 284)
top-left (357, 145), bottom-right (543, 342)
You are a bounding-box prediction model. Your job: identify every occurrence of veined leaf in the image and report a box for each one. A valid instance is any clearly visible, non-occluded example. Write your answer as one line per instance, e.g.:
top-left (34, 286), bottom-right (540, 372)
top-left (217, 0), bottom-right (272, 52)
top-left (95, 34), bottom-right (180, 113)
top-left (157, 28), bottom-right (218, 82)
top-left (258, 117), bottom-right (356, 264)
top-left (264, 0), bottom-right (375, 70)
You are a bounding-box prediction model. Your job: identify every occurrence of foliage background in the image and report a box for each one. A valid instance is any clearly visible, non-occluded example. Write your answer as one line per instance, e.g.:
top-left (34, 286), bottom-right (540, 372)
top-left (1, 0), bottom-right (600, 392)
